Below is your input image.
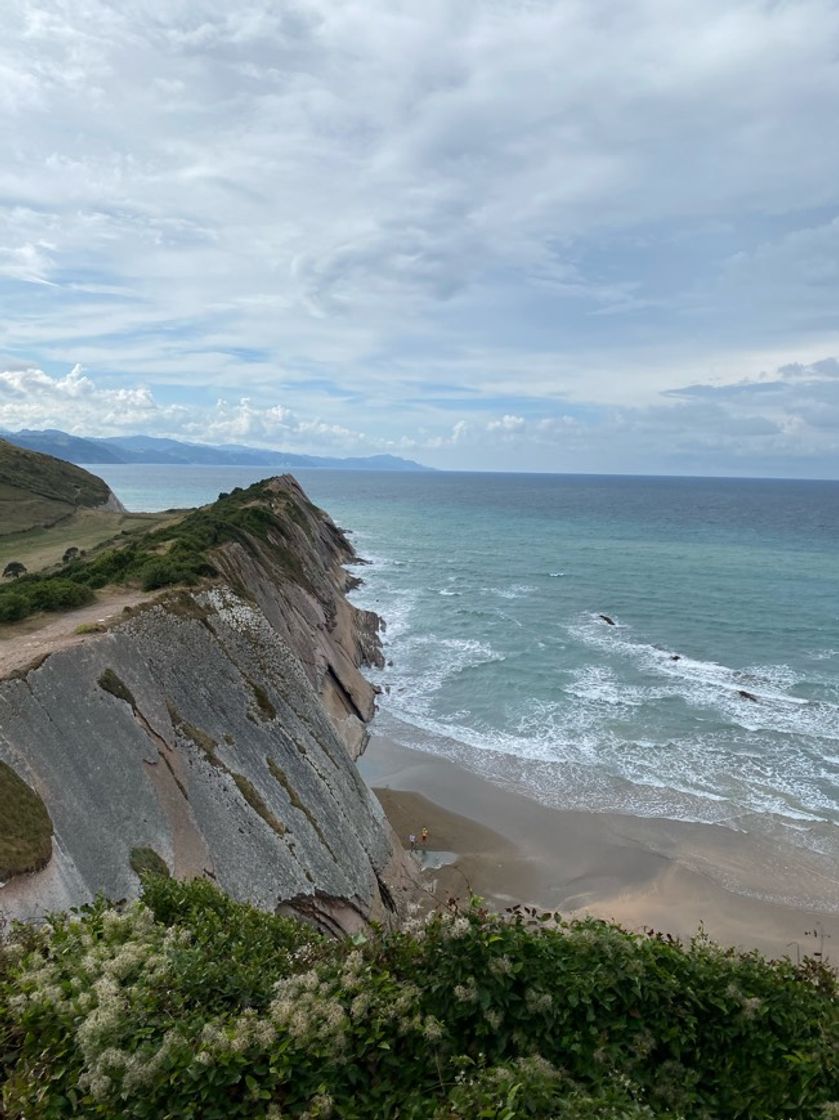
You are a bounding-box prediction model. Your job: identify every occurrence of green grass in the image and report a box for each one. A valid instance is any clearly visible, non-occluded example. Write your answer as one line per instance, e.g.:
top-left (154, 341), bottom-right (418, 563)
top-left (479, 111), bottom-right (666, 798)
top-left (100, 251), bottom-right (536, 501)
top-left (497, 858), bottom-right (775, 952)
top-left (248, 679), bottom-right (277, 720)
top-left (0, 507), bottom-right (175, 576)
top-left (0, 480), bottom-right (286, 624)
top-left (98, 668), bottom-right (137, 710)
top-left (129, 847), bottom-right (170, 879)
top-left (0, 760), bottom-right (53, 880)
top-left (231, 773), bottom-right (287, 837)
top-left (0, 439), bottom-right (111, 537)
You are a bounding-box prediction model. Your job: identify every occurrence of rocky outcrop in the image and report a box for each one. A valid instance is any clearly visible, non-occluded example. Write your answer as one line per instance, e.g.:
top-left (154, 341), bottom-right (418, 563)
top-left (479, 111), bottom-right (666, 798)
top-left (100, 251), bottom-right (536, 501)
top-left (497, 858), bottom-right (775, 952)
top-left (0, 477), bottom-right (417, 933)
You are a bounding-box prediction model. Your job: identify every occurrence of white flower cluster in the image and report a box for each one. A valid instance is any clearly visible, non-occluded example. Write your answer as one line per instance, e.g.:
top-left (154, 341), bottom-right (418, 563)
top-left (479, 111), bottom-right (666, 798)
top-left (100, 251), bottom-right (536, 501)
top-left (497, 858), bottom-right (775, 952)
top-left (11, 903), bottom-right (191, 1104)
top-left (524, 988), bottom-right (553, 1013)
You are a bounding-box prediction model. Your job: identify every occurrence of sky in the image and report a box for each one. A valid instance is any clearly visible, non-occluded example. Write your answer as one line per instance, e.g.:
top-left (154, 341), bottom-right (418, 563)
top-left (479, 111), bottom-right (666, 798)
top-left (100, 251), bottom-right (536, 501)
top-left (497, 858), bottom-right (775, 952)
top-left (1, 1), bottom-right (839, 477)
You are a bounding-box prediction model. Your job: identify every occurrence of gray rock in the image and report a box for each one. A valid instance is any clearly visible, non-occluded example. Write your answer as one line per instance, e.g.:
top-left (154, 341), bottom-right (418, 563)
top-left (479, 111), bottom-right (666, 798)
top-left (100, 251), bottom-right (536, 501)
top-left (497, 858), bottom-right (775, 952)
top-left (0, 477), bottom-right (418, 933)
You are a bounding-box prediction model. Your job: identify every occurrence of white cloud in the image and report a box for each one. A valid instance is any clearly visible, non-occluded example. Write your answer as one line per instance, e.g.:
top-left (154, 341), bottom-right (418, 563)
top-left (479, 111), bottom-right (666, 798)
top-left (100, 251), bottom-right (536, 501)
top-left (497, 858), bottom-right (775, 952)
top-left (0, 1), bottom-right (838, 473)
top-left (0, 364), bottom-right (373, 450)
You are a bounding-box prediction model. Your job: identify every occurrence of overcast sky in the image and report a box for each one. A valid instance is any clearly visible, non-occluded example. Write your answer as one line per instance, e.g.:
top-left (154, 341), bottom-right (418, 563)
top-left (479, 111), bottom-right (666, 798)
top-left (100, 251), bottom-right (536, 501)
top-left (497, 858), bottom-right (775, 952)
top-left (1, 1), bottom-right (839, 476)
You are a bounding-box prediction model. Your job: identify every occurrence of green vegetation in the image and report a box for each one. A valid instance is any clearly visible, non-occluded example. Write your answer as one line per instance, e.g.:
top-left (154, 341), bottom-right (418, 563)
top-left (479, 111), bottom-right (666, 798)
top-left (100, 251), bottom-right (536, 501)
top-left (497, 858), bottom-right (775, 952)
top-left (249, 679), bottom-right (277, 721)
top-left (2, 562), bottom-right (25, 579)
top-left (0, 439), bottom-right (111, 538)
top-left (0, 507), bottom-right (176, 580)
top-left (0, 761), bottom-right (53, 881)
top-left (129, 848), bottom-right (170, 879)
top-left (231, 773), bottom-right (287, 837)
top-left (98, 669), bottom-right (137, 710)
top-left (0, 578), bottom-right (94, 622)
top-left (169, 706), bottom-right (220, 760)
top-left (0, 879), bottom-right (835, 1119)
top-left (0, 479), bottom-right (295, 625)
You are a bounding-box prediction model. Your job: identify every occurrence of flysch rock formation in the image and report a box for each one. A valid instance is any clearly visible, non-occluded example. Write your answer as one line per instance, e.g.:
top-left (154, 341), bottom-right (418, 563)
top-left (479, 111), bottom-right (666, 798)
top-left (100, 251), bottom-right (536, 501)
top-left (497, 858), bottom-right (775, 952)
top-left (0, 476), bottom-right (418, 935)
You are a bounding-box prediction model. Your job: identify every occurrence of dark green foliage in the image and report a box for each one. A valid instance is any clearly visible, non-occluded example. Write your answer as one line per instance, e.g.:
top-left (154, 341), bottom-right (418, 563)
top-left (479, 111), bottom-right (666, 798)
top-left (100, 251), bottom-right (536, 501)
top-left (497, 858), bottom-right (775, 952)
top-left (141, 876), bottom-right (322, 1013)
top-left (27, 578), bottom-right (94, 612)
top-left (98, 668), bottom-right (136, 710)
top-left (129, 848), bottom-right (170, 879)
top-left (1, 883), bottom-right (836, 1119)
top-left (2, 562), bottom-right (25, 579)
top-left (62, 547), bottom-right (80, 564)
top-left (0, 593), bottom-right (27, 622)
top-left (0, 575), bottom-right (95, 621)
top-left (0, 761), bottom-right (53, 880)
top-left (137, 557), bottom-right (204, 591)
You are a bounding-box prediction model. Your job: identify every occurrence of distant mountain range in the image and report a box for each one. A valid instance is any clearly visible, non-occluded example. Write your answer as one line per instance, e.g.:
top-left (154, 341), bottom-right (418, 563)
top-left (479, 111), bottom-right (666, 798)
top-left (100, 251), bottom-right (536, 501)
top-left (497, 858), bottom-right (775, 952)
top-left (0, 429), bottom-right (432, 472)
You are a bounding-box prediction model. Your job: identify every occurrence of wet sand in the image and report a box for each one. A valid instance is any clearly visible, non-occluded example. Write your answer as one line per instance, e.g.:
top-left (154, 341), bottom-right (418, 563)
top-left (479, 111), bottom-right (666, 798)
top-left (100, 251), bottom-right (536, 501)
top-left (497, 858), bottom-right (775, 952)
top-left (362, 735), bottom-right (838, 960)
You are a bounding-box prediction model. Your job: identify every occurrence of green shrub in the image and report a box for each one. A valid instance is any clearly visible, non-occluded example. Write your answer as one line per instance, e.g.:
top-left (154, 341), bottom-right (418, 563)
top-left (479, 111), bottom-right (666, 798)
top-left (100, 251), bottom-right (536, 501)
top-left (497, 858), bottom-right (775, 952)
top-left (0, 593), bottom-right (28, 622)
top-left (0, 885), bottom-right (835, 1119)
top-left (28, 579), bottom-right (94, 613)
top-left (138, 558), bottom-right (202, 591)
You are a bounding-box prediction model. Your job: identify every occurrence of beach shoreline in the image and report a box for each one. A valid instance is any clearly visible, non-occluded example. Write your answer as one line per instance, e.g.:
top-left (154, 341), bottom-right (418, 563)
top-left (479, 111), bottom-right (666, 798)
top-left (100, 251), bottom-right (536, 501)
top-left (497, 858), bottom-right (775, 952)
top-left (361, 734), bottom-right (838, 961)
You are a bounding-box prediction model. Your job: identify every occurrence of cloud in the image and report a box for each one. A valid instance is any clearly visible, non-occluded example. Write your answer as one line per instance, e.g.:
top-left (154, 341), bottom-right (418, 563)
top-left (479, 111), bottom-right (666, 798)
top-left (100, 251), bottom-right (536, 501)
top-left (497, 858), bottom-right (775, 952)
top-left (0, 364), bottom-right (372, 451)
top-left (1, 1), bottom-right (838, 473)
top-left (2, 355), bottom-right (838, 477)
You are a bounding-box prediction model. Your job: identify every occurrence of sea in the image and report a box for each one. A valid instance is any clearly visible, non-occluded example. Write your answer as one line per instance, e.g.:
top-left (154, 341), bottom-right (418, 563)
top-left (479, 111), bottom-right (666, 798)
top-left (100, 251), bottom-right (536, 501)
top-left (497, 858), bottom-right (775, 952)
top-left (89, 465), bottom-right (839, 872)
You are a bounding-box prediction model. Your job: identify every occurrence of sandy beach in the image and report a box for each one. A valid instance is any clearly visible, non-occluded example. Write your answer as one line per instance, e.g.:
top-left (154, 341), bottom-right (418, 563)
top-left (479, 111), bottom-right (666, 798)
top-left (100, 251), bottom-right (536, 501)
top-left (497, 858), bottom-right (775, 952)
top-left (361, 734), bottom-right (839, 961)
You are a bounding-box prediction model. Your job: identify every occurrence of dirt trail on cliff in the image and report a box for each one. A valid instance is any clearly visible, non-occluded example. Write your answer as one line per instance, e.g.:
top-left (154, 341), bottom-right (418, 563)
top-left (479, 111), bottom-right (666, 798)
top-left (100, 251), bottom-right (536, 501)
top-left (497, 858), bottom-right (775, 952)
top-left (0, 589), bottom-right (152, 676)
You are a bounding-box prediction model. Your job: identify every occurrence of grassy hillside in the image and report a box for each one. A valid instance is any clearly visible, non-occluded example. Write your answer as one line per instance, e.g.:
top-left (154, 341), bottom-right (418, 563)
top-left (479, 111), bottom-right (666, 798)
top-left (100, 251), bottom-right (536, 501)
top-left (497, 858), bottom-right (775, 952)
top-left (0, 439), bottom-right (112, 537)
top-left (0, 479), bottom-right (305, 624)
top-left (0, 507), bottom-right (178, 579)
top-left (0, 878), bottom-right (835, 1118)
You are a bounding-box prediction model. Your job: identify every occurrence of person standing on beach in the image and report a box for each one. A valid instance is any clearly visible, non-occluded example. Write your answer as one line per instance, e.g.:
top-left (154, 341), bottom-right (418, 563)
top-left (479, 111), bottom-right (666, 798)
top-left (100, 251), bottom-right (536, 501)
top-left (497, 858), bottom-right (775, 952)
top-left (420, 827), bottom-right (429, 851)
top-left (408, 833), bottom-right (416, 852)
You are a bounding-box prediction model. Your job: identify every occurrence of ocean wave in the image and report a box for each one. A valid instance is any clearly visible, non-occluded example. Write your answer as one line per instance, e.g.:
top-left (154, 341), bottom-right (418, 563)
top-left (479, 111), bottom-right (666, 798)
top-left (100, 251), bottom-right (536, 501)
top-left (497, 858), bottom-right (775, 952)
top-left (567, 613), bottom-right (839, 742)
top-left (481, 583), bottom-right (535, 600)
top-left (350, 539), bottom-right (838, 856)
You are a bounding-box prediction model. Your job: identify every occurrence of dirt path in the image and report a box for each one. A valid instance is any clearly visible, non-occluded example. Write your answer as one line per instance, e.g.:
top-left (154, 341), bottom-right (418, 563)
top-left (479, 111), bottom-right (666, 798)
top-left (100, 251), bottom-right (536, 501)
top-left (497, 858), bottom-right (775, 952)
top-left (0, 589), bottom-right (153, 676)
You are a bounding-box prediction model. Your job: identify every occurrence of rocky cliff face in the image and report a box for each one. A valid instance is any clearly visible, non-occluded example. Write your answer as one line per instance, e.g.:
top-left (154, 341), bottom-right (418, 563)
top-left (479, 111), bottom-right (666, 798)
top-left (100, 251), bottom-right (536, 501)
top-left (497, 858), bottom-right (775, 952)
top-left (0, 477), bottom-right (415, 934)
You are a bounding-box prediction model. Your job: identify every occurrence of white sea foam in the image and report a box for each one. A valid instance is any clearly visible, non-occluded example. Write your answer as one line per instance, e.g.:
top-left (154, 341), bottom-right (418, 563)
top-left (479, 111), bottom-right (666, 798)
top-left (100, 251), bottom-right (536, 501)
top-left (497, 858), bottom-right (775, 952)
top-left (350, 530), bottom-right (838, 859)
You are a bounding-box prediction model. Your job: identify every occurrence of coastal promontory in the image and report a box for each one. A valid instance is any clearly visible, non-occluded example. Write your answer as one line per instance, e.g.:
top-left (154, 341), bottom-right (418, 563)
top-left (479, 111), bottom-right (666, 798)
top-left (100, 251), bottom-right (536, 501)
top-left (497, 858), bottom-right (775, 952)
top-left (0, 458), bottom-right (415, 933)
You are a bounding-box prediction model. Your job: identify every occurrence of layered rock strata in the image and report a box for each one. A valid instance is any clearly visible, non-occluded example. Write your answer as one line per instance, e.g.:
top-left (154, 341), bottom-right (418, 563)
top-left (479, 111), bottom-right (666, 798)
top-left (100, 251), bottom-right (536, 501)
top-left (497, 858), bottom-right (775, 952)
top-left (0, 477), bottom-right (415, 933)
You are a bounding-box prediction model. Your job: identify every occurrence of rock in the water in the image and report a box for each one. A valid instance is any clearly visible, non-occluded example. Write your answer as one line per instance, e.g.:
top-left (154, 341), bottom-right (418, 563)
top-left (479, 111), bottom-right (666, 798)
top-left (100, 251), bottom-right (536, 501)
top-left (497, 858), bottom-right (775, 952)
top-left (598, 614), bottom-right (616, 626)
top-left (737, 689), bottom-right (758, 702)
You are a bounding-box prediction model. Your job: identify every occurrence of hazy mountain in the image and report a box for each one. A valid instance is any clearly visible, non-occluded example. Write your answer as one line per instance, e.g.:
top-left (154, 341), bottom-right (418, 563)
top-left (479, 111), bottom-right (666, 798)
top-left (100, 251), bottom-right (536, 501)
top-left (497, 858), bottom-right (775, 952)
top-left (1, 430), bottom-right (433, 472)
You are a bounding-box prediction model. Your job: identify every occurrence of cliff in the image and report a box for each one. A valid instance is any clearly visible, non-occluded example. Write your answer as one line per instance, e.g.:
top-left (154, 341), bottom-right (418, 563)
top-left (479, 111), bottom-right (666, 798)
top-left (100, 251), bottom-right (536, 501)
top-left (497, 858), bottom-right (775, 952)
top-left (0, 476), bottom-right (416, 934)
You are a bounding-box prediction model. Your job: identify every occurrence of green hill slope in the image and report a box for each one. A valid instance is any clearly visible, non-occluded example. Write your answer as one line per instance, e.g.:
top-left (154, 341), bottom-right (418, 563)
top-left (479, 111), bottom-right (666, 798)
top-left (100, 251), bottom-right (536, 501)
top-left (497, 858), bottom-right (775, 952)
top-left (0, 438), bottom-right (113, 537)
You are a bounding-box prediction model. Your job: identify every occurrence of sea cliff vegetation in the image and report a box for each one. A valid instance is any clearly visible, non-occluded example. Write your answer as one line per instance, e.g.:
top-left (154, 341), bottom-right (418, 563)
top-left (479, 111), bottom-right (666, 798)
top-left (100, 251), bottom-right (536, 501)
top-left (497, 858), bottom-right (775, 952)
top-left (0, 481), bottom-right (298, 623)
top-left (1, 877), bottom-right (835, 1119)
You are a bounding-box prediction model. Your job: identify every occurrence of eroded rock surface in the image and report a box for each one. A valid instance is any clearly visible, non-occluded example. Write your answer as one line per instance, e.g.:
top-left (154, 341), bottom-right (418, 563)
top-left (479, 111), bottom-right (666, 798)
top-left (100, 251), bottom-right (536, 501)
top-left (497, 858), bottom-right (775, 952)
top-left (0, 477), bottom-right (417, 932)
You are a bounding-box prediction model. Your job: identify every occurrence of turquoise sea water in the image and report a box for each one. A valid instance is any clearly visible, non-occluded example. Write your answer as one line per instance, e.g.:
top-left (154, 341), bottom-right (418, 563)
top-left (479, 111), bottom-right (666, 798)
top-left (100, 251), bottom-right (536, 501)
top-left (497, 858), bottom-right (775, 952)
top-left (91, 465), bottom-right (839, 872)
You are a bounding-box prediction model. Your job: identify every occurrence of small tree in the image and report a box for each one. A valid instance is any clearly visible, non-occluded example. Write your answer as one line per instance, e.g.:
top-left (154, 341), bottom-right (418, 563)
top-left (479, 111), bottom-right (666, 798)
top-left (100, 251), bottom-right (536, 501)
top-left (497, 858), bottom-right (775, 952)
top-left (62, 547), bottom-right (80, 564)
top-left (3, 561), bottom-right (26, 579)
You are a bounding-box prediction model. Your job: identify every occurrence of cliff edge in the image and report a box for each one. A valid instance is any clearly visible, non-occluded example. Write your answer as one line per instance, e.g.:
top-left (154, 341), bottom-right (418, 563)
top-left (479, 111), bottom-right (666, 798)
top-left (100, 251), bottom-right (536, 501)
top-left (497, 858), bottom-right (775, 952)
top-left (0, 475), bottom-right (416, 935)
